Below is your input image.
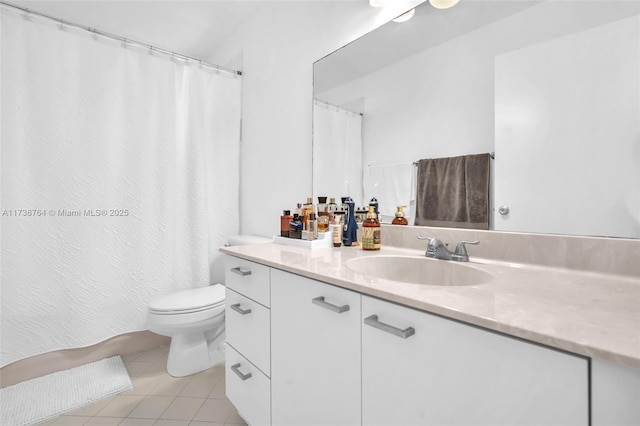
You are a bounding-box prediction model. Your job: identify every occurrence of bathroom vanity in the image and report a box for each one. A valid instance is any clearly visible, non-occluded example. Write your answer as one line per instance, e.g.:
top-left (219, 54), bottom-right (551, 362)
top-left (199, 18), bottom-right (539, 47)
top-left (220, 230), bottom-right (640, 426)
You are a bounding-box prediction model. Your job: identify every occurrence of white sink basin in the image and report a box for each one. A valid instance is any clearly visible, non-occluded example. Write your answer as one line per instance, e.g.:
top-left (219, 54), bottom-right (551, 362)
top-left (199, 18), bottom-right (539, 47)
top-left (346, 255), bottom-right (492, 286)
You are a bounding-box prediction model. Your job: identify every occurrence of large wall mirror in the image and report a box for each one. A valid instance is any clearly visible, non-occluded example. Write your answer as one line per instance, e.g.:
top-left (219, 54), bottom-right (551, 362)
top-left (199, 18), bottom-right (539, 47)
top-left (313, 0), bottom-right (640, 238)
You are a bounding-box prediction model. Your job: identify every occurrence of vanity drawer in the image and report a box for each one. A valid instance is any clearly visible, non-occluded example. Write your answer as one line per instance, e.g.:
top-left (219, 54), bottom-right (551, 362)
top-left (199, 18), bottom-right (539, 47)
top-left (225, 257), bottom-right (270, 307)
top-left (226, 345), bottom-right (271, 426)
top-left (225, 288), bottom-right (270, 376)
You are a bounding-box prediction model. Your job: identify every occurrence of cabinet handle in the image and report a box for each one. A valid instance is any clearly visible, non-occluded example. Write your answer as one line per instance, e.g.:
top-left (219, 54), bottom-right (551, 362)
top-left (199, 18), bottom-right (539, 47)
top-left (230, 267), bottom-right (251, 276)
top-left (231, 363), bottom-right (252, 381)
top-left (364, 314), bottom-right (415, 339)
top-left (312, 296), bottom-right (350, 314)
top-left (230, 303), bottom-right (252, 315)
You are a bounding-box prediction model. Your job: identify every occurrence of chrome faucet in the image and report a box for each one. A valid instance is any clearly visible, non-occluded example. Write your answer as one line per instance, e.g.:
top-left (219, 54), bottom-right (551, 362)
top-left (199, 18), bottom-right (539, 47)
top-left (417, 235), bottom-right (479, 262)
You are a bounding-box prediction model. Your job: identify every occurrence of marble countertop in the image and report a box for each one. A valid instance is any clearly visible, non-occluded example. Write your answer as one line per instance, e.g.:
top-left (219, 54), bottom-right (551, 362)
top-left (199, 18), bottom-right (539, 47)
top-left (220, 242), bottom-right (640, 369)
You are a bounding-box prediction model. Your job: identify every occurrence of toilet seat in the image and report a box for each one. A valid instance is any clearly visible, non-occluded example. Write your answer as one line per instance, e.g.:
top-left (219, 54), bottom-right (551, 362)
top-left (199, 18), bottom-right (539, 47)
top-left (149, 284), bottom-right (225, 315)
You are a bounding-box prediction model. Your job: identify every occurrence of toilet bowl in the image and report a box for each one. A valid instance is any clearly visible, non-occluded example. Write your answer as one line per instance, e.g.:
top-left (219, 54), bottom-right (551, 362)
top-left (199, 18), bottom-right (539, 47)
top-left (147, 235), bottom-right (271, 377)
top-left (147, 284), bottom-right (226, 377)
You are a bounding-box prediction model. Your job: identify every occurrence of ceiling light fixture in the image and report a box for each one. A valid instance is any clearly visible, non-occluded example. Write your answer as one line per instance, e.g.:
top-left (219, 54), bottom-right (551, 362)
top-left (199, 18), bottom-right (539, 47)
top-left (392, 8), bottom-right (415, 23)
top-left (429, 0), bottom-right (460, 9)
top-left (369, 0), bottom-right (390, 7)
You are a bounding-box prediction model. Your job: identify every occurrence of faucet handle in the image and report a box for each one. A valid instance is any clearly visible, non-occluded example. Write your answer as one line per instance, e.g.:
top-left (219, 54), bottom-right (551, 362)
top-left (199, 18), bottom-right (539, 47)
top-left (416, 234), bottom-right (433, 241)
top-left (454, 240), bottom-right (479, 257)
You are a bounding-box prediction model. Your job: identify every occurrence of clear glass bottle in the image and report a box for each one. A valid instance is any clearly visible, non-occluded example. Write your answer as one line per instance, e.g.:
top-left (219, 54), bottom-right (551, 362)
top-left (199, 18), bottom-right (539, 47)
top-left (302, 197), bottom-right (313, 230)
top-left (307, 213), bottom-right (318, 241)
top-left (362, 205), bottom-right (381, 250)
top-left (289, 214), bottom-right (303, 239)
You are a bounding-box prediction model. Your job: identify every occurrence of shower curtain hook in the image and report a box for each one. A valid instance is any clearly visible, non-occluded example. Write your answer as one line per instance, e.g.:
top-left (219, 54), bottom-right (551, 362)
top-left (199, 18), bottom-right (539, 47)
top-left (148, 46), bottom-right (153, 55)
top-left (90, 28), bottom-right (98, 41)
top-left (58, 20), bottom-right (65, 31)
top-left (199, 60), bottom-right (203, 70)
top-left (22, 9), bottom-right (31, 20)
top-left (122, 38), bottom-right (128, 49)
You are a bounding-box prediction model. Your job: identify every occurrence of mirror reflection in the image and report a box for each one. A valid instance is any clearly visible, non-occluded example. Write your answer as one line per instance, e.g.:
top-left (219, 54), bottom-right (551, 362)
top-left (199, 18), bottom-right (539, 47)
top-left (313, 0), bottom-right (640, 238)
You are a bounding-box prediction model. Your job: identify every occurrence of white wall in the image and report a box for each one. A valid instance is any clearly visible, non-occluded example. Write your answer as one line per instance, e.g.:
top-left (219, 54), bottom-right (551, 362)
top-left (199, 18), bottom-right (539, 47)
top-left (209, 0), bottom-right (425, 238)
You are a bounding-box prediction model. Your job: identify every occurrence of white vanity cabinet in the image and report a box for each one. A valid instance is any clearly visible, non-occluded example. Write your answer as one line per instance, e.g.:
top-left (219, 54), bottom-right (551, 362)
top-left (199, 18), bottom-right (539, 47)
top-left (224, 257), bottom-right (271, 426)
top-left (361, 295), bottom-right (589, 425)
top-left (592, 357), bottom-right (640, 425)
top-left (270, 269), bottom-right (362, 426)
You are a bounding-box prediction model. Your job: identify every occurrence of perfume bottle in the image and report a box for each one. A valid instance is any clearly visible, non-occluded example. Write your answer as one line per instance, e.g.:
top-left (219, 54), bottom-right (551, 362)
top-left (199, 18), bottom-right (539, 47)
top-left (307, 213), bottom-right (318, 241)
top-left (280, 210), bottom-right (293, 237)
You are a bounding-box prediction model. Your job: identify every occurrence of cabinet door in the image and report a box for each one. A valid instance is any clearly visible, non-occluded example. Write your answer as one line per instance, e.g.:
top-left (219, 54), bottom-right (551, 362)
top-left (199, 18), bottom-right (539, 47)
top-left (592, 357), bottom-right (640, 425)
top-left (362, 296), bottom-right (588, 426)
top-left (226, 345), bottom-right (271, 426)
top-left (225, 257), bottom-right (271, 307)
top-left (225, 288), bottom-right (271, 376)
top-left (271, 269), bottom-right (361, 426)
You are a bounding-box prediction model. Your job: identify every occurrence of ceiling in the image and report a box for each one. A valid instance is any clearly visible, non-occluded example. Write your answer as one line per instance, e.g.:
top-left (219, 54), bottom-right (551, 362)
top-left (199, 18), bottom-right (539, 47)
top-left (7, 1), bottom-right (273, 64)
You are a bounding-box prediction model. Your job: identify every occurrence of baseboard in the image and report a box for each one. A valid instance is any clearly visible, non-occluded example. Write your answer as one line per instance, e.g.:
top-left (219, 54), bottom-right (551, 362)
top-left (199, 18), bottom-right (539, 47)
top-left (0, 331), bottom-right (170, 388)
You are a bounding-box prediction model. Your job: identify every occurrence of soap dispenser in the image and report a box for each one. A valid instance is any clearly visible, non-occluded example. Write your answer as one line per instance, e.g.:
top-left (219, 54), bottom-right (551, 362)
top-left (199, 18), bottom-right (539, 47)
top-left (342, 197), bottom-right (358, 247)
top-left (362, 205), bottom-right (381, 250)
top-left (392, 205), bottom-right (408, 225)
top-left (369, 197), bottom-right (379, 221)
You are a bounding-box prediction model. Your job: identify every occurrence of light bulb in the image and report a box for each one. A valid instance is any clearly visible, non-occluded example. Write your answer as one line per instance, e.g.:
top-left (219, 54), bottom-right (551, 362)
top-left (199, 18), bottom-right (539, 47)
top-left (369, 0), bottom-right (390, 7)
top-left (429, 0), bottom-right (460, 9)
top-left (392, 8), bottom-right (415, 23)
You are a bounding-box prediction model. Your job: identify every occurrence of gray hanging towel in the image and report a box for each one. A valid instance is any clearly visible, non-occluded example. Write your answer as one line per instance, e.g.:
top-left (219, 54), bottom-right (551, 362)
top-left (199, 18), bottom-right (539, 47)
top-left (414, 153), bottom-right (491, 229)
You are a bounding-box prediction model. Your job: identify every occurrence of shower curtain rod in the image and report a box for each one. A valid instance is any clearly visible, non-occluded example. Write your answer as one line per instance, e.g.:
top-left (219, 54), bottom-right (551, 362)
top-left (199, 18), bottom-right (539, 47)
top-left (0, 1), bottom-right (242, 77)
top-left (314, 98), bottom-right (364, 117)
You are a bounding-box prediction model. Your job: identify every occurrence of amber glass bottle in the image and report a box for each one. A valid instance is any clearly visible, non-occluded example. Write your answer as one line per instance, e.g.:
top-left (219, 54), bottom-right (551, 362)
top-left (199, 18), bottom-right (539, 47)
top-left (362, 206), bottom-right (381, 250)
top-left (281, 210), bottom-right (293, 237)
top-left (392, 205), bottom-right (408, 225)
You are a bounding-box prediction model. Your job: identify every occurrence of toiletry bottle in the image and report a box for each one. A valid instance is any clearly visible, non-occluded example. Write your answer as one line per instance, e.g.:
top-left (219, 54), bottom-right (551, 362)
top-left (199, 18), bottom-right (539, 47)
top-left (302, 197), bottom-right (313, 230)
top-left (332, 213), bottom-right (343, 247)
top-left (281, 210), bottom-right (293, 237)
top-left (342, 197), bottom-right (358, 247)
top-left (289, 214), bottom-right (303, 239)
top-left (328, 197), bottom-right (338, 222)
top-left (362, 205), bottom-right (381, 250)
top-left (295, 203), bottom-right (303, 218)
top-left (307, 213), bottom-right (318, 241)
top-left (317, 196), bottom-right (329, 232)
top-left (392, 205), bottom-right (408, 225)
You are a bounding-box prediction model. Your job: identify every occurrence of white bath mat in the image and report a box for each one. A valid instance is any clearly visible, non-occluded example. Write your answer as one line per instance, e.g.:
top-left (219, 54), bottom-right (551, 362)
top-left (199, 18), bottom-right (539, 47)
top-left (0, 356), bottom-right (132, 426)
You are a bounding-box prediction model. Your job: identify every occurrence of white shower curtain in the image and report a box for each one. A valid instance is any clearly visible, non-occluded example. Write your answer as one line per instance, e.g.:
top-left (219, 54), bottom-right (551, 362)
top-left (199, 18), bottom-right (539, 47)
top-left (312, 100), bottom-right (363, 203)
top-left (0, 8), bottom-right (241, 366)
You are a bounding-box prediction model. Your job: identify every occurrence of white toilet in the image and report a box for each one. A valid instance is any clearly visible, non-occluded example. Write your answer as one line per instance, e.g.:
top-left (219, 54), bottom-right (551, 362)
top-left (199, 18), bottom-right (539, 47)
top-left (147, 235), bottom-right (270, 377)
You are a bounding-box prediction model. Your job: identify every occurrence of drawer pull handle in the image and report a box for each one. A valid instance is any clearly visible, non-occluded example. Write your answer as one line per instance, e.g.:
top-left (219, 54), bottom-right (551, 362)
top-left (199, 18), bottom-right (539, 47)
top-left (231, 363), bottom-right (252, 381)
top-left (230, 267), bottom-right (251, 276)
top-left (230, 303), bottom-right (252, 315)
top-left (312, 296), bottom-right (350, 314)
top-left (364, 314), bottom-right (415, 339)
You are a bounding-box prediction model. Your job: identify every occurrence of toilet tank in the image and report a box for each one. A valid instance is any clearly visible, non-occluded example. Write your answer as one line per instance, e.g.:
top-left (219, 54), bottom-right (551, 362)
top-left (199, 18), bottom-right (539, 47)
top-left (226, 235), bottom-right (272, 246)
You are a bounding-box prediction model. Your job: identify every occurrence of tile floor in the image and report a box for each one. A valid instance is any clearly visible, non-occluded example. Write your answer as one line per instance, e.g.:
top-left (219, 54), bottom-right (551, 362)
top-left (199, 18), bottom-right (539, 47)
top-left (37, 345), bottom-right (246, 426)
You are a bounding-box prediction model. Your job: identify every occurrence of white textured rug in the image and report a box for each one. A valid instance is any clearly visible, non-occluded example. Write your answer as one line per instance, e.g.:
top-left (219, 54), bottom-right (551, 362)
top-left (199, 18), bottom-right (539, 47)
top-left (0, 356), bottom-right (132, 426)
